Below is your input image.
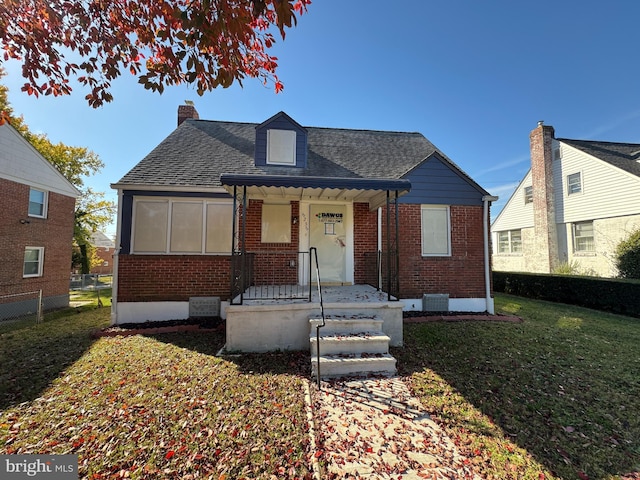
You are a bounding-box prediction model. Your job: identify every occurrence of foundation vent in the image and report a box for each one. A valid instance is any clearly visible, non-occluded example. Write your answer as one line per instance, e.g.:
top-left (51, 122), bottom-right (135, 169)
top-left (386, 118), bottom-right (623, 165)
top-left (422, 294), bottom-right (449, 312)
top-left (189, 297), bottom-right (221, 317)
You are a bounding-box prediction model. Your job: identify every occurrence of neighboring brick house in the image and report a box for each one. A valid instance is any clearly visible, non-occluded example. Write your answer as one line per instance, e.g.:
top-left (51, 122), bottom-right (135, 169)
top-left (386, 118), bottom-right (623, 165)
top-left (0, 123), bottom-right (79, 319)
top-left (492, 122), bottom-right (640, 277)
top-left (111, 107), bottom-right (496, 330)
top-left (89, 231), bottom-right (115, 275)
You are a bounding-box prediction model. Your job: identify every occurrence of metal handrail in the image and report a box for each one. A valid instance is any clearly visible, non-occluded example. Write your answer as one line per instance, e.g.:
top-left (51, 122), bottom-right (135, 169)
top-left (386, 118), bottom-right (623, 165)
top-left (309, 247), bottom-right (326, 389)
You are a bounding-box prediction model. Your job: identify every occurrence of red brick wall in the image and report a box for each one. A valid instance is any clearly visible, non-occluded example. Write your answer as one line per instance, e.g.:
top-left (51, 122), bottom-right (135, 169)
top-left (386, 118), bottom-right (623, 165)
top-left (117, 254), bottom-right (233, 302)
top-left (353, 203), bottom-right (378, 284)
top-left (116, 199), bottom-right (488, 303)
top-left (117, 200), bottom-right (301, 302)
top-left (244, 200), bottom-right (300, 285)
top-left (383, 204), bottom-right (487, 299)
top-left (0, 178), bottom-right (76, 301)
top-left (91, 247), bottom-right (114, 274)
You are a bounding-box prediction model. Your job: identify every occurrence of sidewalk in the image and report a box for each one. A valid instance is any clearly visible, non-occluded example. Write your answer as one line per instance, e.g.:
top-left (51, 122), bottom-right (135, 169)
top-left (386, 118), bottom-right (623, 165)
top-left (309, 377), bottom-right (481, 479)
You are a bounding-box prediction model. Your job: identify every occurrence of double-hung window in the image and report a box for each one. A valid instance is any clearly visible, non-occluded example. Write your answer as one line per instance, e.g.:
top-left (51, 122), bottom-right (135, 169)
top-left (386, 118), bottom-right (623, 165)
top-left (573, 221), bottom-right (594, 252)
top-left (567, 172), bottom-right (582, 195)
top-left (497, 230), bottom-right (522, 253)
top-left (421, 206), bottom-right (450, 256)
top-left (28, 188), bottom-right (47, 217)
top-left (23, 247), bottom-right (44, 277)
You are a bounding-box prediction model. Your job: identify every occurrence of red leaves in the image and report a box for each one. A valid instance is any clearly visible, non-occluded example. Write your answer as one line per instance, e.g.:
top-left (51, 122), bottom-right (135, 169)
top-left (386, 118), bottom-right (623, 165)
top-left (165, 450), bottom-right (175, 460)
top-left (1, 0), bottom-right (309, 106)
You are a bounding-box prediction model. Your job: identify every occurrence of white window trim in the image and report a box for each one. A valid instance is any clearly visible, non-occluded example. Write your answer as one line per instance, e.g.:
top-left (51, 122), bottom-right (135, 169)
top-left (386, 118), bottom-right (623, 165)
top-left (267, 129), bottom-right (297, 166)
top-left (523, 186), bottom-right (533, 205)
top-left (572, 221), bottom-right (594, 253)
top-left (497, 229), bottom-right (522, 254)
top-left (420, 205), bottom-right (451, 257)
top-left (28, 188), bottom-right (48, 218)
top-left (23, 246), bottom-right (44, 277)
top-left (132, 197), bottom-right (234, 255)
top-left (567, 172), bottom-right (583, 196)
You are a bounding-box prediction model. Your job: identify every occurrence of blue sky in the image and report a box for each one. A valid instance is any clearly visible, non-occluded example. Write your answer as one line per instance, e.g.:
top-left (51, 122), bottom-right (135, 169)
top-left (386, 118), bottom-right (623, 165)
top-left (3, 1), bottom-right (640, 238)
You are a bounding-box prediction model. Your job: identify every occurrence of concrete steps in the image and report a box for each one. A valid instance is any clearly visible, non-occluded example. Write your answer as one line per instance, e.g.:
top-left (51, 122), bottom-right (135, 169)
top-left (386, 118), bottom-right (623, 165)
top-left (310, 316), bottom-right (397, 379)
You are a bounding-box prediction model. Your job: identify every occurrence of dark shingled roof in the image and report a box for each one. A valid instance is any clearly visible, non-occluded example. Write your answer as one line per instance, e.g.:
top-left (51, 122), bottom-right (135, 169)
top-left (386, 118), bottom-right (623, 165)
top-left (559, 138), bottom-right (640, 177)
top-left (114, 118), bottom-right (464, 189)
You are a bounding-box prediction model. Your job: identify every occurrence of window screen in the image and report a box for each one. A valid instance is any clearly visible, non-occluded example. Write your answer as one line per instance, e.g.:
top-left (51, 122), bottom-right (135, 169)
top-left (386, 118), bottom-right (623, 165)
top-left (421, 206), bottom-right (450, 256)
top-left (170, 202), bottom-right (203, 252)
top-left (267, 129), bottom-right (296, 165)
top-left (133, 200), bottom-right (169, 252)
top-left (261, 203), bottom-right (291, 243)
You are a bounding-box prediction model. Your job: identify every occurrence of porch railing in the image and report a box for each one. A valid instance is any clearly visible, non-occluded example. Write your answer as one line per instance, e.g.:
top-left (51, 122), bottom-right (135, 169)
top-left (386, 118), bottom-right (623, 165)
top-left (363, 249), bottom-right (399, 301)
top-left (230, 250), bottom-right (311, 303)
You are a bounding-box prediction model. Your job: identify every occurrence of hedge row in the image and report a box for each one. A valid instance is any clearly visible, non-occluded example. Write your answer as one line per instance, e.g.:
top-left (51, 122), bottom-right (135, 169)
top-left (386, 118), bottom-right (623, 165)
top-left (493, 271), bottom-right (640, 318)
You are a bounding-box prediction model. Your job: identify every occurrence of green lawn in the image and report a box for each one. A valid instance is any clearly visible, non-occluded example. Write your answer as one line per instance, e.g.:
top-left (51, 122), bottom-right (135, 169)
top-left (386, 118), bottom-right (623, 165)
top-left (394, 294), bottom-right (640, 480)
top-left (1, 294), bottom-right (638, 479)
top-left (0, 306), bottom-right (312, 479)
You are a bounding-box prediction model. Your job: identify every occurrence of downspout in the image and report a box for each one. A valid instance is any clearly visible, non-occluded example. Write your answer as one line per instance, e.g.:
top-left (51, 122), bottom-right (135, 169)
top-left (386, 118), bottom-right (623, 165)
top-left (482, 195), bottom-right (499, 314)
top-left (377, 207), bottom-right (382, 290)
top-left (110, 188), bottom-right (123, 325)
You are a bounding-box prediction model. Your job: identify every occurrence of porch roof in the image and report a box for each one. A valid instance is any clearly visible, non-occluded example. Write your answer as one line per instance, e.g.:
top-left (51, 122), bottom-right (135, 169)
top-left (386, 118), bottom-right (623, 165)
top-left (220, 174), bottom-right (411, 210)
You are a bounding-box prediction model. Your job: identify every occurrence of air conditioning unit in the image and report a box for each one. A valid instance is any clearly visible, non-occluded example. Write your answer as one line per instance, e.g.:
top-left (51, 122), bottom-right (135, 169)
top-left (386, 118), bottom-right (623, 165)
top-left (189, 296), bottom-right (221, 317)
top-left (422, 294), bottom-right (449, 312)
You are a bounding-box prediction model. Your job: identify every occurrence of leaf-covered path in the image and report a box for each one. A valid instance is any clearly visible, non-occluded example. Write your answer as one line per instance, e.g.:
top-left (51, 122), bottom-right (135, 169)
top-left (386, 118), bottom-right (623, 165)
top-left (311, 377), bottom-right (481, 479)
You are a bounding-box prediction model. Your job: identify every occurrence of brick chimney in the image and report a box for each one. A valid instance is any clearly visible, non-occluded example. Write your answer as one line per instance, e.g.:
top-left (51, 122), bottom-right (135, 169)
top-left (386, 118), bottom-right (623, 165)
top-left (530, 121), bottom-right (559, 273)
top-left (177, 103), bottom-right (199, 126)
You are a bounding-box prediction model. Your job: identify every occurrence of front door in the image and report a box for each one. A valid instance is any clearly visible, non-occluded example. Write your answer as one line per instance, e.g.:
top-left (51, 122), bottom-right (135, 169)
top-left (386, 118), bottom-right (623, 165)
top-left (309, 204), bottom-right (347, 284)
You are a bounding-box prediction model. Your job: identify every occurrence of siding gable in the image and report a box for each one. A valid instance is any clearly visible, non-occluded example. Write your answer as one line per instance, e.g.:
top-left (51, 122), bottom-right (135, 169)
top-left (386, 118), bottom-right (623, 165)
top-left (254, 111), bottom-right (308, 168)
top-left (491, 170), bottom-right (534, 231)
top-left (554, 141), bottom-right (640, 222)
top-left (0, 123), bottom-right (79, 198)
top-left (399, 153), bottom-right (486, 206)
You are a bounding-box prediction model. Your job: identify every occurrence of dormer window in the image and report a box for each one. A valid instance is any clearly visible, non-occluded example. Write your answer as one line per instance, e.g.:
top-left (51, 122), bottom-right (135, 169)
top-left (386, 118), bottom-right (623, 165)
top-left (267, 129), bottom-right (296, 165)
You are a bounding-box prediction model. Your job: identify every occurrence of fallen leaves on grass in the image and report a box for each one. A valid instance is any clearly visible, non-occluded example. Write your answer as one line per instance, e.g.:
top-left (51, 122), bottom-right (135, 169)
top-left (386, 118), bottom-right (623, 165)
top-left (1, 328), bottom-right (313, 479)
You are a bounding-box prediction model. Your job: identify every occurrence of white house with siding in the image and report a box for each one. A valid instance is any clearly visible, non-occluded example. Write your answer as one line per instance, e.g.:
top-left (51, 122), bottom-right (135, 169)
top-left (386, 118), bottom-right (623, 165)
top-left (491, 122), bottom-right (640, 277)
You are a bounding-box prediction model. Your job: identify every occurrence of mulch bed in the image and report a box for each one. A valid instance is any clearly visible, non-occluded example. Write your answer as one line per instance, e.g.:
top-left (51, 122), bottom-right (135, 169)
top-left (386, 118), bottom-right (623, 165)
top-left (92, 317), bottom-right (224, 338)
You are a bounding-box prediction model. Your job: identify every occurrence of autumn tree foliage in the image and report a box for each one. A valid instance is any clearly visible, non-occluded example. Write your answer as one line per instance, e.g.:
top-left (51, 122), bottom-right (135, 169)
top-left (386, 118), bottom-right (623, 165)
top-left (1, 70), bottom-right (116, 273)
top-left (0, 0), bottom-right (310, 108)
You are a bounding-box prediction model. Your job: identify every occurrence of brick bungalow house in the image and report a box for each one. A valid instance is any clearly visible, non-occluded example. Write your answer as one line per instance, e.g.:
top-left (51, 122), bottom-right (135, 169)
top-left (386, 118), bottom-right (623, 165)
top-left (111, 106), bottom-right (497, 354)
top-left (0, 122), bottom-right (79, 320)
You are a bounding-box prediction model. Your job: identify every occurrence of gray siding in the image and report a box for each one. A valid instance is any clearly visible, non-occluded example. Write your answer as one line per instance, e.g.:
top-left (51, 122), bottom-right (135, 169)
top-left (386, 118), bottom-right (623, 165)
top-left (399, 155), bottom-right (485, 205)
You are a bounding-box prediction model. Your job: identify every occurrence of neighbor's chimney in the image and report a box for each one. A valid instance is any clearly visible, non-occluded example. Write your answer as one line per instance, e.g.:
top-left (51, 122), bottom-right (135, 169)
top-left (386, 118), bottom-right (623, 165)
top-left (530, 121), bottom-right (559, 273)
top-left (178, 103), bottom-right (199, 126)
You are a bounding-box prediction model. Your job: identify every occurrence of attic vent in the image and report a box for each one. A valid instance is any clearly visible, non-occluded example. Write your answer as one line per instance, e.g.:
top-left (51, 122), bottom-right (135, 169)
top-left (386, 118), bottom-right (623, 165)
top-left (422, 294), bottom-right (449, 312)
top-left (189, 297), bottom-right (220, 317)
top-left (554, 148), bottom-right (561, 160)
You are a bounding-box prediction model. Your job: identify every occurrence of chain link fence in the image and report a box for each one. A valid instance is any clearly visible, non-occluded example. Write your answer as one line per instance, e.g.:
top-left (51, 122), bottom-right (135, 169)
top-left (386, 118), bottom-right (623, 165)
top-left (0, 290), bottom-right (43, 324)
top-left (69, 274), bottom-right (112, 291)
